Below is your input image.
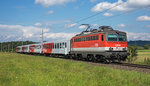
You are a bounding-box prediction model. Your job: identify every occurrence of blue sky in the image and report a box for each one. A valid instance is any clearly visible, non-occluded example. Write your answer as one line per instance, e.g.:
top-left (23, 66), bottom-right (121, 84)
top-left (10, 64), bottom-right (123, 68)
top-left (0, 0), bottom-right (150, 42)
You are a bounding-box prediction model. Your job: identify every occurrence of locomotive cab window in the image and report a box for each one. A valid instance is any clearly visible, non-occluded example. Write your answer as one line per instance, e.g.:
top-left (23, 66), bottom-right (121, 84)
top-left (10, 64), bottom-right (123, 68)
top-left (119, 34), bottom-right (126, 41)
top-left (108, 34), bottom-right (117, 41)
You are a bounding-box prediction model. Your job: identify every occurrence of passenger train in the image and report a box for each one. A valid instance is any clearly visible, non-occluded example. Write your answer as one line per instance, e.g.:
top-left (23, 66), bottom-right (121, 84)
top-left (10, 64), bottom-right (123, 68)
top-left (16, 26), bottom-right (128, 63)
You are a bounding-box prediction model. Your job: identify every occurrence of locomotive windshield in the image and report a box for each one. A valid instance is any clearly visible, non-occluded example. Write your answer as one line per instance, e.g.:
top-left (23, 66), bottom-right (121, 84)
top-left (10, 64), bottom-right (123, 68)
top-left (107, 34), bottom-right (126, 41)
top-left (118, 34), bottom-right (126, 41)
top-left (108, 34), bottom-right (117, 41)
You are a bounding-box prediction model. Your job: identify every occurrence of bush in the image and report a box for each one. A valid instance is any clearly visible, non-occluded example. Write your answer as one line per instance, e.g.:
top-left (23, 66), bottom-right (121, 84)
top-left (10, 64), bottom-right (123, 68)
top-left (127, 45), bottom-right (138, 62)
top-left (143, 45), bottom-right (149, 49)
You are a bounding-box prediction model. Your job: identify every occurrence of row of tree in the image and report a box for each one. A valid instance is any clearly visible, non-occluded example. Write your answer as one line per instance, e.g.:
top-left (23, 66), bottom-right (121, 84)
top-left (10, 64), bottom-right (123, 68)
top-left (0, 41), bottom-right (37, 52)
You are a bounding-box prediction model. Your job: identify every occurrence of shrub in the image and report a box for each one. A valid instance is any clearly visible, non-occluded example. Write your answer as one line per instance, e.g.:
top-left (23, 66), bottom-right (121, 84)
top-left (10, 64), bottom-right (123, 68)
top-left (127, 45), bottom-right (138, 62)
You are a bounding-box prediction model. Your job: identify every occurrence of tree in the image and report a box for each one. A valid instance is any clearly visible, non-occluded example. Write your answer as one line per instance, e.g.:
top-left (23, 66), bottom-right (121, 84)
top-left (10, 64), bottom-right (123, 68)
top-left (127, 45), bottom-right (138, 62)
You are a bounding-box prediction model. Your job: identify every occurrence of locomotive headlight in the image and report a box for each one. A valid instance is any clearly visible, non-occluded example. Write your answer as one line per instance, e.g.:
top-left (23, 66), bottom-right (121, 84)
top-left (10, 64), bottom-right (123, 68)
top-left (109, 47), bottom-right (113, 51)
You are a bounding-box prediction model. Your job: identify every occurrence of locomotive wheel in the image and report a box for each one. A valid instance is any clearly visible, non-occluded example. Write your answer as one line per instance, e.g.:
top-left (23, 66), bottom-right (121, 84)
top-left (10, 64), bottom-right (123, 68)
top-left (92, 56), bottom-right (97, 62)
top-left (87, 55), bottom-right (92, 61)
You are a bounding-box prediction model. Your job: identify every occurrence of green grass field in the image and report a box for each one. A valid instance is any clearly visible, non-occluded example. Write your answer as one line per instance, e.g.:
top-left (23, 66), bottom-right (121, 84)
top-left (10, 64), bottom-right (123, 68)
top-left (134, 50), bottom-right (150, 65)
top-left (0, 52), bottom-right (150, 86)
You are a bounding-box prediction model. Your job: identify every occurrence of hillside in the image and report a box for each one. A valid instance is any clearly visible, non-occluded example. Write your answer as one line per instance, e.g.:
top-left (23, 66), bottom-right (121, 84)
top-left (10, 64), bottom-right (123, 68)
top-left (128, 40), bottom-right (150, 46)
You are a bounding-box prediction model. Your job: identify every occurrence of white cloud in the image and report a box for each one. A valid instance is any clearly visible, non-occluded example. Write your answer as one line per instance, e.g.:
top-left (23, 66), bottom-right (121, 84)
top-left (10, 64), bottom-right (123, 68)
top-left (117, 24), bottom-right (125, 28)
top-left (136, 16), bottom-right (150, 21)
top-left (103, 13), bottom-right (113, 16)
top-left (78, 25), bottom-right (87, 29)
top-left (0, 24), bottom-right (78, 42)
top-left (91, 0), bottom-right (150, 12)
top-left (90, 0), bottom-right (97, 3)
top-left (47, 10), bottom-right (54, 15)
top-left (35, 22), bottom-right (42, 27)
top-left (35, 0), bottom-right (75, 7)
top-left (127, 32), bottom-right (150, 40)
top-left (64, 23), bottom-right (77, 28)
top-left (0, 24), bottom-right (49, 40)
top-left (92, 24), bottom-right (98, 27)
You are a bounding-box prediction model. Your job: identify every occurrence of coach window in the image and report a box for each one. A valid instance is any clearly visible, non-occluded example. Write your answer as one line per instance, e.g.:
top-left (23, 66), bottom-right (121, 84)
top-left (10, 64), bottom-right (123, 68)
top-left (65, 42), bottom-right (67, 48)
top-left (60, 43), bottom-right (62, 48)
top-left (101, 35), bottom-right (104, 41)
top-left (49, 44), bottom-right (51, 49)
top-left (55, 44), bottom-right (57, 49)
top-left (53, 44), bottom-right (54, 49)
top-left (50, 44), bottom-right (51, 49)
top-left (57, 43), bottom-right (59, 48)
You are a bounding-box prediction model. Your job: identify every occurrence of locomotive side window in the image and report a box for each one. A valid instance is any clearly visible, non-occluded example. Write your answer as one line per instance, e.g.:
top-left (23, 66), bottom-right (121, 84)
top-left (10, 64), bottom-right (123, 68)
top-left (55, 44), bottom-right (57, 49)
top-left (101, 35), bottom-right (104, 41)
top-left (88, 37), bottom-right (90, 41)
top-left (84, 37), bottom-right (86, 41)
top-left (90, 36), bottom-right (92, 40)
top-left (108, 34), bottom-right (117, 41)
top-left (118, 34), bottom-right (126, 41)
top-left (96, 35), bottom-right (99, 40)
top-left (79, 38), bottom-right (81, 42)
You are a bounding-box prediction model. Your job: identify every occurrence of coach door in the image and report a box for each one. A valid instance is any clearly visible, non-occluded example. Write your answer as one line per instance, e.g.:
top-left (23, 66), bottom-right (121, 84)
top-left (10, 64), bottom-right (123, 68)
top-left (63, 42), bottom-right (67, 55)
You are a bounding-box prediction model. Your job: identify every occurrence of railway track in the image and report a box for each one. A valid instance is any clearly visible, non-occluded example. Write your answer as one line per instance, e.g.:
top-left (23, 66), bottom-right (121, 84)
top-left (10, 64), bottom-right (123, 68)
top-left (26, 54), bottom-right (150, 73)
top-left (62, 58), bottom-right (150, 73)
top-left (115, 63), bottom-right (150, 69)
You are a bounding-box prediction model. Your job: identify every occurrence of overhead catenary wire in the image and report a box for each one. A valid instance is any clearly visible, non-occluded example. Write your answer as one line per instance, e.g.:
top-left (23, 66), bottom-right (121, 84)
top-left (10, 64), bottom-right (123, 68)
top-left (53, 2), bottom-right (125, 29)
top-left (75, 3), bottom-right (124, 23)
top-left (88, 6), bottom-right (150, 24)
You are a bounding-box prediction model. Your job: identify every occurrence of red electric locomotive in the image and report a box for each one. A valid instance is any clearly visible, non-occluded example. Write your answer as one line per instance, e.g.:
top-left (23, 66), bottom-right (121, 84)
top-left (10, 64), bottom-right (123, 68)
top-left (70, 26), bottom-right (128, 63)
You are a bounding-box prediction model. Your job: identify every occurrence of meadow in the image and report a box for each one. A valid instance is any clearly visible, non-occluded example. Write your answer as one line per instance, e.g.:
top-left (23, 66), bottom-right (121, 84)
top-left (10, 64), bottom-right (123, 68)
top-left (0, 52), bottom-right (150, 86)
top-left (134, 50), bottom-right (150, 65)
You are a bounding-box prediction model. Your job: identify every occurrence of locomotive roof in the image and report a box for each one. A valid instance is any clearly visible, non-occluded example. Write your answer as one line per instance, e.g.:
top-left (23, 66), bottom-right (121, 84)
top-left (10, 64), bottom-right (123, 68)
top-left (73, 26), bottom-right (126, 37)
